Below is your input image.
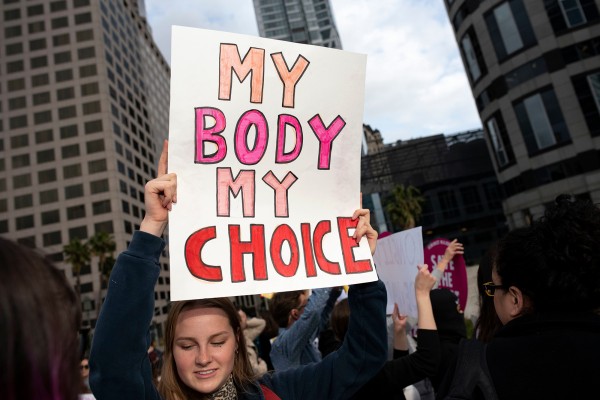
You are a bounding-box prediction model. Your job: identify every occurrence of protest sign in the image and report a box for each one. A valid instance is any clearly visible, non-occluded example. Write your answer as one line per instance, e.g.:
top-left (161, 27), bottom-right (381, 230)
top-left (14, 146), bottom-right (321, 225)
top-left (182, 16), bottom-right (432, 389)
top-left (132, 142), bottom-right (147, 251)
top-left (424, 238), bottom-right (468, 310)
top-left (372, 227), bottom-right (423, 318)
top-left (167, 26), bottom-right (377, 300)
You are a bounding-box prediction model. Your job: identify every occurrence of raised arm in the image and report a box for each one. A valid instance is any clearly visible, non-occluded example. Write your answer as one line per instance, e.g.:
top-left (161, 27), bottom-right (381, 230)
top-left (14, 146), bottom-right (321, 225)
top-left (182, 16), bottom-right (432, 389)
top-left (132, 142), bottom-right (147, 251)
top-left (90, 141), bottom-right (176, 400)
top-left (432, 239), bottom-right (463, 289)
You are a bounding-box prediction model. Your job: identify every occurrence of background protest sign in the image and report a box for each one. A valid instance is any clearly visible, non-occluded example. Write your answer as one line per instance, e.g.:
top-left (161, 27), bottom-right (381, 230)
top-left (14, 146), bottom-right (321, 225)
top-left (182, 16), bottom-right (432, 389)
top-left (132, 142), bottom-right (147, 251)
top-left (373, 227), bottom-right (424, 318)
top-left (424, 238), bottom-right (468, 311)
top-left (167, 26), bottom-right (377, 300)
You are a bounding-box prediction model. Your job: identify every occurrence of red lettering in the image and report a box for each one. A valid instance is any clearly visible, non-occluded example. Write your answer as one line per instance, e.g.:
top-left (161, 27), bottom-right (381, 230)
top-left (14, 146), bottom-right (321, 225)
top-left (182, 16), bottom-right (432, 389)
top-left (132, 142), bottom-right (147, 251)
top-left (229, 224), bottom-right (267, 282)
top-left (301, 223), bottom-right (317, 277)
top-left (313, 220), bottom-right (341, 274)
top-left (185, 227), bottom-right (222, 281)
top-left (337, 217), bottom-right (374, 274)
top-left (270, 224), bottom-right (300, 277)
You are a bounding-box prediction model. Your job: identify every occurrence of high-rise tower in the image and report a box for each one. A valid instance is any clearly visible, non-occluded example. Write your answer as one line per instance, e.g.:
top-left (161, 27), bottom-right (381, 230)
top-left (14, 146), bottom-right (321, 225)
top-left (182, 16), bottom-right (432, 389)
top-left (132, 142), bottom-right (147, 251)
top-left (445, 0), bottom-right (600, 227)
top-left (253, 0), bottom-right (342, 49)
top-left (0, 0), bottom-right (171, 339)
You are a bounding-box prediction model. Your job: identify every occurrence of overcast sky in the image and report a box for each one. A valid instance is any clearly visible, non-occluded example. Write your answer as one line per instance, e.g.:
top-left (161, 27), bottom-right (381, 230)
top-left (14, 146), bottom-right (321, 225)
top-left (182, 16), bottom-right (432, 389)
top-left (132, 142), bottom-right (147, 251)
top-left (144, 0), bottom-right (482, 143)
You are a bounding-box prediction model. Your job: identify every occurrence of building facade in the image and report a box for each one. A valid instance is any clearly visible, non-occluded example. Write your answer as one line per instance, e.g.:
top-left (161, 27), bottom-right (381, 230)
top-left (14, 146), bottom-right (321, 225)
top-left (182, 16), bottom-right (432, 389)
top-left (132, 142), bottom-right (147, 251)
top-left (361, 129), bottom-right (507, 264)
top-left (445, 0), bottom-right (600, 227)
top-left (0, 0), bottom-right (170, 339)
top-left (252, 0), bottom-right (342, 48)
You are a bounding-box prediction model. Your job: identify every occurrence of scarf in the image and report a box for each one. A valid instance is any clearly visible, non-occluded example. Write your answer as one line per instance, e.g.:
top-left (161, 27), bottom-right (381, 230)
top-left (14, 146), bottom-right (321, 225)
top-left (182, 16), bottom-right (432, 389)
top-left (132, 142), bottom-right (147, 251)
top-left (206, 375), bottom-right (237, 400)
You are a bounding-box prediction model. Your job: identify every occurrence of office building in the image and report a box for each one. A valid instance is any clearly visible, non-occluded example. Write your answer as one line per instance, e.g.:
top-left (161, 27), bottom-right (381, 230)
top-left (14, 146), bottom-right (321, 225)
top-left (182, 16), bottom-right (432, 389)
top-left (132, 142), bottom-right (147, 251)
top-left (253, 0), bottom-right (342, 48)
top-left (445, 0), bottom-right (600, 227)
top-left (361, 129), bottom-right (507, 264)
top-left (0, 0), bottom-right (170, 338)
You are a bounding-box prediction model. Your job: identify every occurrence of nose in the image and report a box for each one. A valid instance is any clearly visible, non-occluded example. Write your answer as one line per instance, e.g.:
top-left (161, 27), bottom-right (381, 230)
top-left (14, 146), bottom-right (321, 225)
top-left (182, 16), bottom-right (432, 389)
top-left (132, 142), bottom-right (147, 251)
top-left (195, 346), bottom-right (211, 366)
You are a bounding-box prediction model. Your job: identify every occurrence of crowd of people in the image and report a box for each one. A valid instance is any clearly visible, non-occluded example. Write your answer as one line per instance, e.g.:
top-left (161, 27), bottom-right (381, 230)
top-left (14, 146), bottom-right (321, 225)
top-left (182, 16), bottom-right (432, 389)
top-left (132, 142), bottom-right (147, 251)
top-left (1, 141), bottom-right (599, 400)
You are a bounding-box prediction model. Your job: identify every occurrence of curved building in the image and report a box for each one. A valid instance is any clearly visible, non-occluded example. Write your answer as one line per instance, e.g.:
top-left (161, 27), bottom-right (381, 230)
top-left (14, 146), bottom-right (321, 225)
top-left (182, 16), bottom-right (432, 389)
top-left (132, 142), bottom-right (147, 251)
top-left (445, 0), bottom-right (600, 227)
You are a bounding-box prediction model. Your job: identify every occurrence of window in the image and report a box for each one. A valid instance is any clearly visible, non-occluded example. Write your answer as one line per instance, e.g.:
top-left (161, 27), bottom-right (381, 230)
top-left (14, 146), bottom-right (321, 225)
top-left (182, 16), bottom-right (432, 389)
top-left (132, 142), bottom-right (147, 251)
top-left (69, 226), bottom-right (88, 241)
top-left (461, 29), bottom-right (485, 82)
top-left (67, 205), bottom-right (86, 220)
top-left (588, 72), bottom-right (600, 114)
top-left (86, 139), bottom-right (105, 153)
top-left (4, 8), bottom-right (21, 21)
top-left (76, 29), bottom-right (94, 42)
top-left (8, 78), bottom-right (25, 92)
top-left (0, 199), bottom-right (6, 213)
top-left (54, 51), bottom-right (72, 64)
top-left (84, 120), bottom-right (103, 134)
top-left (29, 38), bottom-right (46, 51)
top-left (56, 69), bottom-right (73, 82)
top-left (82, 100), bottom-right (101, 114)
top-left (7, 60), bottom-right (24, 73)
top-left (6, 42), bottom-right (23, 55)
top-left (30, 56), bottom-right (48, 69)
top-left (37, 149), bottom-right (55, 164)
top-left (10, 134), bottom-right (29, 149)
top-left (81, 82), bottom-right (99, 96)
top-left (14, 194), bottom-right (33, 209)
top-left (439, 190), bottom-right (460, 219)
top-left (53, 33), bottom-right (70, 47)
top-left (57, 87), bottom-right (75, 100)
top-left (559, 0), bottom-right (587, 27)
top-left (65, 184), bottom-right (84, 199)
top-left (60, 125), bottom-right (78, 138)
top-left (51, 16), bottom-right (68, 29)
top-left (63, 164), bottom-right (82, 178)
top-left (93, 199), bottom-right (111, 215)
top-left (94, 221), bottom-right (114, 234)
top-left (34, 110), bottom-right (52, 124)
top-left (62, 144), bottom-right (80, 158)
top-left (36, 129), bottom-right (53, 144)
top-left (40, 189), bottom-right (59, 204)
top-left (90, 179), bottom-right (109, 194)
top-left (28, 21), bottom-right (45, 34)
top-left (42, 210), bottom-right (60, 225)
top-left (486, 113), bottom-right (515, 168)
top-left (12, 153), bottom-right (30, 168)
top-left (32, 73), bottom-right (49, 87)
top-left (9, 115), bottom-right (27, 129)
top-left (485, 0), bottom-right (536, 60)
top-left (16, 215), bottom-right (34, 230)
top-left (27, 4), bottom-right (44, 16)
top-left (38, 169), bottom-right (57, 183)
top-left (78, 47), bottom-right (95, 59)
top-left (58, 105), bottom-right (77, 119)
top-left (43, 231), bottom-right (62, 246)
top-left (88, 159), bottom-right (107, 173)
top-left (9, 96), bottom-right (27, 110)
top-left (50, 1), bottom-right (67, 12)
top-left (75, 12), bottom-right (92, 24)
top-left (514, 87), bottom-right (570, 154)
top-left (80, 64), bottom-right (97, 77)
top-left (33, 92), bottom-right (51, 105)
top-left (5, 25), bottom-right (22, 38)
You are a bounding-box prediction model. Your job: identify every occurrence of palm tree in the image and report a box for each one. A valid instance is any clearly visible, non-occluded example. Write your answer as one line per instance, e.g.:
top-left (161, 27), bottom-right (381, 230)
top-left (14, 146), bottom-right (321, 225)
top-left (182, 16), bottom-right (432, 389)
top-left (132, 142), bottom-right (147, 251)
top-left (87, 231), bottom-right (116, 284)
top-left (385, 184), bottom-right (425, 231)
top-left (64, 238), bottom-right (91, 297)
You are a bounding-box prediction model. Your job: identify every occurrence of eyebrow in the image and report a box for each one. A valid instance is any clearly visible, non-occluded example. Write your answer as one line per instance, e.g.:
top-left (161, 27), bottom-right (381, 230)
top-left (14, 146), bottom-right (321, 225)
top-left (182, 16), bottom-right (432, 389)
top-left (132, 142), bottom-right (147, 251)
top-left (175, 331), bottom-right (231, 342)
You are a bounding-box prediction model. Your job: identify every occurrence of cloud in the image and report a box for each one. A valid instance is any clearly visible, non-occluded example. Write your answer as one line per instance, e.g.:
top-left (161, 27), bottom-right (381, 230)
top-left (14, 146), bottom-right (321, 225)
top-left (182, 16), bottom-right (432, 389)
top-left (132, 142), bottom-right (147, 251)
top-left (145, 0), bottom-right (481, 143)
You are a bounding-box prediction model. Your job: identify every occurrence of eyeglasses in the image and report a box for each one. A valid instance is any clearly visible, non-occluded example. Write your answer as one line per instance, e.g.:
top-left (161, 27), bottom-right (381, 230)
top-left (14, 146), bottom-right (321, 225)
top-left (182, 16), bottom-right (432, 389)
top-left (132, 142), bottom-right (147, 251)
top-left (483, 282), bottom-right (506, 297)
top-left (80, 364), bottom-right (90, 370)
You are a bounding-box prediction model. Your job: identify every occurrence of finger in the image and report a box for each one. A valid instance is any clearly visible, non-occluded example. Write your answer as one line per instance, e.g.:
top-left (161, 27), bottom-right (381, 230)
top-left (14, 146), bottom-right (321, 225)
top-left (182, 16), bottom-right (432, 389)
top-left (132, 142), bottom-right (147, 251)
top-left (157, 139), bottom-right (168, 176)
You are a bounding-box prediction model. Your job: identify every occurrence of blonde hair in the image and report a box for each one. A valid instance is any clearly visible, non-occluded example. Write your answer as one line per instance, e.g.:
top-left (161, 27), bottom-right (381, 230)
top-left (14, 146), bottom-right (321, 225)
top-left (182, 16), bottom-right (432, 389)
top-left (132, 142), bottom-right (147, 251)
top-left (157, 298), bottom-right (256, 400)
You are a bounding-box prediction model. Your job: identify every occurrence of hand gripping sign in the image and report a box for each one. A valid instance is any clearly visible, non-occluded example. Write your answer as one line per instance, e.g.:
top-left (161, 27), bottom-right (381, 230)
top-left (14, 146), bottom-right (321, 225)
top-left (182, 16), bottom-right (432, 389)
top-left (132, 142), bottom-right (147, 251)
top-left (167, 26), bottom-right (377, 300)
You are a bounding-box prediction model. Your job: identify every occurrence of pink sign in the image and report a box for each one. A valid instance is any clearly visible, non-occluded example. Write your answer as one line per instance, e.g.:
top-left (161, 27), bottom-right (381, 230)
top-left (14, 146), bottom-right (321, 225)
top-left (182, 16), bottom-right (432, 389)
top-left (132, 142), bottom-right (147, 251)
top-left (424, 238), bottom-right (468, 311)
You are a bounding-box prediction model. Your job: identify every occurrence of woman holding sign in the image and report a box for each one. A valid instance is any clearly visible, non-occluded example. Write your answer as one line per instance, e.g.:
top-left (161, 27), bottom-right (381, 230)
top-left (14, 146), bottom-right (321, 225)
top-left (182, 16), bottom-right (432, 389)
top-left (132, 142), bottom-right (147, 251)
top-left (90, 141), bottom-right (387, 400)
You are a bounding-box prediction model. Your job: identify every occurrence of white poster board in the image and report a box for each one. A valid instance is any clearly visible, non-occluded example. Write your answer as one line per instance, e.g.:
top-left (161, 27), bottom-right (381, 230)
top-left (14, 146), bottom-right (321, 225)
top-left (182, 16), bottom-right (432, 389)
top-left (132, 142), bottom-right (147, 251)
top-left (167, 26), bottom-right (377, 300)
top-left (373, 227), bottom-right (424, 318)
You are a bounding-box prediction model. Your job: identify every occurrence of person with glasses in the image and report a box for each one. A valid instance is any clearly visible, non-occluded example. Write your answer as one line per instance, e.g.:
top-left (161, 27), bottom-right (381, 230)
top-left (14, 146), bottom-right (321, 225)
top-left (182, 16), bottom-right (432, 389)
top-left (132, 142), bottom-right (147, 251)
top-left (269, 285), bottom-right (342, 371)
top-left (79, 357), bottom-right (96, 399)
top-left (439, 195), bottom-right (600, 399)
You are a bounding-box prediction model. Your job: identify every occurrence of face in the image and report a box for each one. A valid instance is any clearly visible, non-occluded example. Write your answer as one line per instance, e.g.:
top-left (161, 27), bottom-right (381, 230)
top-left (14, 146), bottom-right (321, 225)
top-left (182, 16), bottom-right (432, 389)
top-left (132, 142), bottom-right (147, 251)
top-left (80, 359), bottom-right (90, 378)
top-left (173, 307), bottom-right (237, 394)
top-left (492, 267), bottom-right (512, 325)
top-left (295, 291), bottom-right (309, 317)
